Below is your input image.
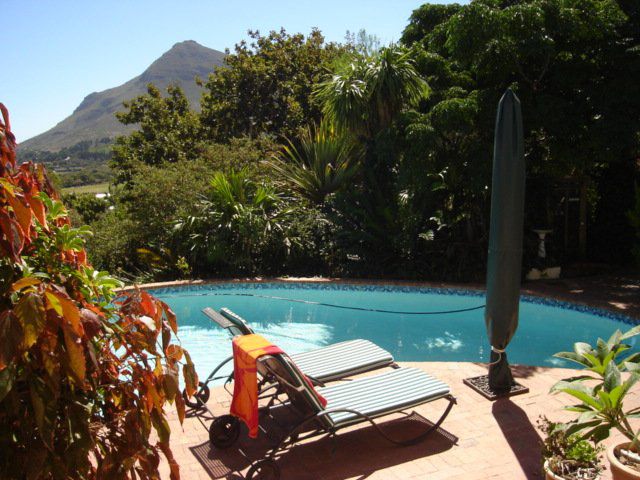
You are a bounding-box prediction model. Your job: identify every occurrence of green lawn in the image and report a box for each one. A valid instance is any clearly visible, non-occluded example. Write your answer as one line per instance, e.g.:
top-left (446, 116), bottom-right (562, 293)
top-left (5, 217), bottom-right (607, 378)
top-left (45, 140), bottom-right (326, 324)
top-left (62, 182), bottom-right (110, 195)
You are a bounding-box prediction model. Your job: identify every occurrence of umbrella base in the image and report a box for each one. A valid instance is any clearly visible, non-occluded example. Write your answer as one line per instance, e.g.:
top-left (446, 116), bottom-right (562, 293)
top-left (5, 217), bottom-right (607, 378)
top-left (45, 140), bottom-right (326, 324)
top-left (463, 375), bottom-right (529, 401)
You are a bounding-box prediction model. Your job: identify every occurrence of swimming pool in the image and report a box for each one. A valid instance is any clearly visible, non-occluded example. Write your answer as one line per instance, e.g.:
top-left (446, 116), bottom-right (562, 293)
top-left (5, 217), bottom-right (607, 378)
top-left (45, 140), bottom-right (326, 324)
top-left (152, 282), bottom-right (638, 379)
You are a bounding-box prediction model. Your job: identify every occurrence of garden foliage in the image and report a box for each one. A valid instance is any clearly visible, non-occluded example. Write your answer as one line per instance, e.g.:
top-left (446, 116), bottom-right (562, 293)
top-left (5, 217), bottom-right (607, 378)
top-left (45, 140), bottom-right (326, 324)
top-left (96, 2), bottom-right (640, 281)
top-left (0, 103), bottom-right (197, 479)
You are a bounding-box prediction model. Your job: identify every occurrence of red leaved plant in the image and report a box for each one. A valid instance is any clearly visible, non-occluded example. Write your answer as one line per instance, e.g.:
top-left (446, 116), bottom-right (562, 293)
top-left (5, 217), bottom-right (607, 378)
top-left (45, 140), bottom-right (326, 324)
top-left (0, 103), bottom-right (198, 479)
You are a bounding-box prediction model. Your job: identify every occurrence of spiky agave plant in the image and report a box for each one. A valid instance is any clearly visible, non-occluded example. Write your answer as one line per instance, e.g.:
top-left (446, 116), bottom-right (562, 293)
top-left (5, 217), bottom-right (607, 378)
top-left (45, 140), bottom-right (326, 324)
top-left (269, 120), bottom-right (363, 204)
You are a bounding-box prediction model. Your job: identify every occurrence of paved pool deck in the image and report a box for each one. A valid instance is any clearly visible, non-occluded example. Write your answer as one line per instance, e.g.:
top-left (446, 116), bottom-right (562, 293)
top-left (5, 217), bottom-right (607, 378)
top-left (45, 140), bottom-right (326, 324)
top-left (161, 361), bottom-right (640, 480)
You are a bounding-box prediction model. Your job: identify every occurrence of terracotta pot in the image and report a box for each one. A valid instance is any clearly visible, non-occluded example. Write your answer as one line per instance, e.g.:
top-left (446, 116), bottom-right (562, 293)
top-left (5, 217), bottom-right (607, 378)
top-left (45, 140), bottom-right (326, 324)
top-left (608, 443), bottom-right (640, 480)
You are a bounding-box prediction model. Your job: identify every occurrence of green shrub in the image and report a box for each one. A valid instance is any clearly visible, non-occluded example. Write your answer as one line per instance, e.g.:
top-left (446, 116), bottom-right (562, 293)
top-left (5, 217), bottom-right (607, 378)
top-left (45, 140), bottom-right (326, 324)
top-left (628, 184), bottom-right (640, 266)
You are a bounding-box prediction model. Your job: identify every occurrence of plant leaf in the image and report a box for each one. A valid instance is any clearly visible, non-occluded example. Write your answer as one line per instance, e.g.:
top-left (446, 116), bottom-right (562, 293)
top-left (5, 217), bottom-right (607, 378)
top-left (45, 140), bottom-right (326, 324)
top-left (553, 351), bottom-right (589, 367)
top-left (63, 329), bottom-right (86, 384)
top-left (553, 381), bottom-right (603, 410)
top-left (15, 292), bottom-right (46, 349)
top-left (0, 310), bottom-right (22, 370)
top-left (11, 277), bottom-right (40, 292)
top-left (621, 325), bottom-right (640, 341)
top-left (0, 364), bottom-right (16, 402)
top-left (603, 360), bottom-right (621, 392)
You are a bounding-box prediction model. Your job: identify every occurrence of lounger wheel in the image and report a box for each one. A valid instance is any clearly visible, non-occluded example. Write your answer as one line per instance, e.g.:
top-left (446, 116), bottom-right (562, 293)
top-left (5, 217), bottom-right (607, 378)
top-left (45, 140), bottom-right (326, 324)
top-left (245, 459), bottom-right (280, 480)
top-left (209, 415), bottom-right (240, 449)
top-left (183, 382), bottom-right (210, 409)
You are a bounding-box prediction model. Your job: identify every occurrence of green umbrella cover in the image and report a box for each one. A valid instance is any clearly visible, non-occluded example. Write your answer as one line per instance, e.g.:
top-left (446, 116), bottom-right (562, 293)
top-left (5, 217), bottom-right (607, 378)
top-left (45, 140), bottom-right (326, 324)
top-left (485, 89), bottom-right (526, 391)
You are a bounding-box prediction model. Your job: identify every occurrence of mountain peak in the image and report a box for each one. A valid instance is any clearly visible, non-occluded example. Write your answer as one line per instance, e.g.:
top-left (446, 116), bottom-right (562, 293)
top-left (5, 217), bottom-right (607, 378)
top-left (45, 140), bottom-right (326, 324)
top-left (171, 39), bottom-right (204, 49)
top-left (21, 41), bottom-right (226, 151)
top-left (141, 40), bottom-right (225, 83)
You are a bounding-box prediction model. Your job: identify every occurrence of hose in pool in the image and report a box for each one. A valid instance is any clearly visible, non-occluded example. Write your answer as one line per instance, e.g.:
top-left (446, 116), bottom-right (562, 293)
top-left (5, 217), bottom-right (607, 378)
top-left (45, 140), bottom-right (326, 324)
top-left (161, 291), bottom-right (486, 315)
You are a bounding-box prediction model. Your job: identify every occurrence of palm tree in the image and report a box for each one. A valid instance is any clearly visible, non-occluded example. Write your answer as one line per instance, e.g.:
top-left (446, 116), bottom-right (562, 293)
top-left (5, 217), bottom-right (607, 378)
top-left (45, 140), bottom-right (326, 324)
top-left (314, 45), bottom-right (428, 141)
top-left (268, 120), bottom-right (363, 204)
top-left (313, 45), bottom-right (428, 272)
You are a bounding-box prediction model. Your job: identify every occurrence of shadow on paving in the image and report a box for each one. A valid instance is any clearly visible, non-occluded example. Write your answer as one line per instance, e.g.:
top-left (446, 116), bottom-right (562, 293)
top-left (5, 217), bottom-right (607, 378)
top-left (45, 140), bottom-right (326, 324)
top-left (492, 398), bottom-right (543, 480)
top-left (471, 363), bottom-right (544, 380)
top-left (190, 411), bottom-right (458, 480)
top-left (510, 364), bottom-right (545, 379)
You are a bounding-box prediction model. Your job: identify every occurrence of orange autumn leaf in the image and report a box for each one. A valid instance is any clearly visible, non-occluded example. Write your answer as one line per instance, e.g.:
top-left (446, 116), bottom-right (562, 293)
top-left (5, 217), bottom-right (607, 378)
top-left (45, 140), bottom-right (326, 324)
top-left (6, 193), bottom-right (32, 235)
top-left (175, 391), bottom-right (186, 424)
top-left (62, 328), bottom-right (86, 384)
top-left (45, 290), bottom-right (84, 338)
top-left (26, 192), bottom-right (47, 229)
top-left (0, 211), bottom-right (25, 261)
top-left (159, 300), bottom-right (178, 335)
top-left (11, 277), bottom-right (41, 292)
top-left (15, 292), bottom-right (46, 350)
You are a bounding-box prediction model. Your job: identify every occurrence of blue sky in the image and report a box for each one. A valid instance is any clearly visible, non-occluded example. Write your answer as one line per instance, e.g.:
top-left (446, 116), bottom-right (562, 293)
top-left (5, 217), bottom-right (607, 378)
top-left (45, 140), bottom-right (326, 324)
top-left (2, 0), bottom-right (462, 142)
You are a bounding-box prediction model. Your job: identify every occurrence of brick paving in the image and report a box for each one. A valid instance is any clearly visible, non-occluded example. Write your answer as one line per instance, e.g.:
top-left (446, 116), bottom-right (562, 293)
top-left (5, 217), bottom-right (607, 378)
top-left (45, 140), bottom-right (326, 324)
top-left (161, 361), bottom-right (640, 480)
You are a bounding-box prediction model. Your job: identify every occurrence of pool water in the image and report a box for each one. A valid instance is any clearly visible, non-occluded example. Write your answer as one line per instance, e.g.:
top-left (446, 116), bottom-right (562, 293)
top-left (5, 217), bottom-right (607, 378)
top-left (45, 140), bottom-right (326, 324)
top-left (153, 282), bottom-right (638, 380)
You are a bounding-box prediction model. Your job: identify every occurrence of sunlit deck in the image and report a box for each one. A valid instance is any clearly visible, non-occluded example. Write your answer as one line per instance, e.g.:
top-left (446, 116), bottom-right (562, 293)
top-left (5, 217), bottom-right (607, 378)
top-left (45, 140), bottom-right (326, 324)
top-left (161, 361), bottom-right (639, 479)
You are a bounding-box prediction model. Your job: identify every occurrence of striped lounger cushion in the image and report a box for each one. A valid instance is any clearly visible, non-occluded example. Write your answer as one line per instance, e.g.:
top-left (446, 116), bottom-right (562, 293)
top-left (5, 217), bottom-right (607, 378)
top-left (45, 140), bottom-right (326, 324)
top-left (290, 339), bottom-right (394, 382)
top-left (318, 367), bottom-right (451, 426)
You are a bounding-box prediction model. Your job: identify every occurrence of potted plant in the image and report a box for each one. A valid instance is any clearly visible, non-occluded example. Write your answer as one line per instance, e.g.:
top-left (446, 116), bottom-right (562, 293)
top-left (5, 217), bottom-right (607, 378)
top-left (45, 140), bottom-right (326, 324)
top-left (551, 325), bottom-right (640, 479)
top-left (539, 416), bottom-right (603, 479)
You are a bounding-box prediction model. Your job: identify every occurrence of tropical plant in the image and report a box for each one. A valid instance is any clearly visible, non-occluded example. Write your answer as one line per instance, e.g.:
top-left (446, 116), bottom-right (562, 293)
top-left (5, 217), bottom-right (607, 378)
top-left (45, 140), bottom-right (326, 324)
top-left (314, 44), bottom-right (428, 140)
top-left (0, 103), bottom-right (197, 479)
top-left (176, 169), bottom-right (293, 274)
top-left (269, 120), bottom-right (363, 204)
top-left (538, 416), bottom-right (603, 479)
top-left (550, 325), bottom-right (640, 445)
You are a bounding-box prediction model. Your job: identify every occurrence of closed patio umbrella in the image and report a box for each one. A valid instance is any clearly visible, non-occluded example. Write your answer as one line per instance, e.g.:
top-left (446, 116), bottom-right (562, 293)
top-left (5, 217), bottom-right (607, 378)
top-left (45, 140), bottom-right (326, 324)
top-left (485, 89), bottom-right (526, 392)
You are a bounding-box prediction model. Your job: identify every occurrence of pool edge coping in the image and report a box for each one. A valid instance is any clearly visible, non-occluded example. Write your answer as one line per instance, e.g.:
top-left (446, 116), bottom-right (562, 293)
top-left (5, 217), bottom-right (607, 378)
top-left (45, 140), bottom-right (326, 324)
top-left (123, 276), bottom-right (640, 324)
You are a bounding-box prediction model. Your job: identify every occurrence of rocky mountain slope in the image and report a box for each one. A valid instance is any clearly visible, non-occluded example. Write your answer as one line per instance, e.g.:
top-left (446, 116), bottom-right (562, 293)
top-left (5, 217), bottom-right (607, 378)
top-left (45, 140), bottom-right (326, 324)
top-left (21, 40), bottom-right (225, 152)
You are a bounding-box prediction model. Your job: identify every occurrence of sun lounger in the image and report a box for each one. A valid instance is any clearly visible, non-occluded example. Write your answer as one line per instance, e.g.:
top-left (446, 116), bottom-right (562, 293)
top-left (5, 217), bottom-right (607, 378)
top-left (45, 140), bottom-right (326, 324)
top-left (209, 350), bottom-right (456, 479)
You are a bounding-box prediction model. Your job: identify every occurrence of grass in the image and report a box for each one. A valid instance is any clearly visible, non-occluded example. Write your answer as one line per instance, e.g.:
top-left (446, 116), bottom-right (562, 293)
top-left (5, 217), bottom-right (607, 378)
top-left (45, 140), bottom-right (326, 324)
top-left (62, 182), bottom-right (110, 195)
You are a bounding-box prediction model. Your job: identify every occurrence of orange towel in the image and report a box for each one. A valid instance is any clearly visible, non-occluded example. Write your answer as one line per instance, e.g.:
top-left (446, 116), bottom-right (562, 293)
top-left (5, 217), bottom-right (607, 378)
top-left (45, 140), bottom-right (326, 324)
top-left (229, 334), bottom-right (326, 438)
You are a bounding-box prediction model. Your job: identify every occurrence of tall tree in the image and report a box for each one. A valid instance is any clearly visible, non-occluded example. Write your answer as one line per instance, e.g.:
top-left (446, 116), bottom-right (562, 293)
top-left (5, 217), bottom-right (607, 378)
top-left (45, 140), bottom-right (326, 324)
top-left (314, 45), bottom-right (427, 142)
top-left (111, 84), bottom-right (201, 183)
top-left (200, 29), bottom-right (345, 141)
top-left (401, 0), bottom-right (640, 265)
top-left (314, 45), bottom-right (429, 271)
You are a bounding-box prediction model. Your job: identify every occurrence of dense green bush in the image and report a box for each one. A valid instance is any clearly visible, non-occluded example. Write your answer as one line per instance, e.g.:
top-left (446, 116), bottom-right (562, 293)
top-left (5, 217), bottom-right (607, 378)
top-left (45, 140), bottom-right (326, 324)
top-left (63, 192), bottom-right (110, 224)
top-left (175, 169), bottom-right (293, 275)
top-left (88, 137), bottom-right (280, 278)
top-left (86, 209), bottom-right (139, 277)
top-left (629, 184), bottom-right (640, 266)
